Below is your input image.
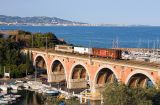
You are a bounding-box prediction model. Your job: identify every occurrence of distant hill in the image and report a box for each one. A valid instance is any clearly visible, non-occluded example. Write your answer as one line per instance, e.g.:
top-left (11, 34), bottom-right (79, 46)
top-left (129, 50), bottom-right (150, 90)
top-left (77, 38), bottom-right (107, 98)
top-left (0, 15), bottom-right (88, 26)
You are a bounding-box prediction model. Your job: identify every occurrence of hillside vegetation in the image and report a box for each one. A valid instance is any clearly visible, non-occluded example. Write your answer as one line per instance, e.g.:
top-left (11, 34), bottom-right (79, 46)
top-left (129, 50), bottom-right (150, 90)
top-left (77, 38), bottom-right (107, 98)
top-left (0, 30), bottom-right (66, 78)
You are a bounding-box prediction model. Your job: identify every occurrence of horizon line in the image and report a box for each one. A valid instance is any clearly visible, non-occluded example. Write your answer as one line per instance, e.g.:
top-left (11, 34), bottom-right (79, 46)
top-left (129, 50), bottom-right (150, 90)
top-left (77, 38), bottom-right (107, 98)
top-left (1, 14), bottom-right (160, 27)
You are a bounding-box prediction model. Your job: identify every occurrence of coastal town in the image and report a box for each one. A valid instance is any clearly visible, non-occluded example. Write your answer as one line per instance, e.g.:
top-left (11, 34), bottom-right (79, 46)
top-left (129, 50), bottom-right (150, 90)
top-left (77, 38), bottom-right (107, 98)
top-left (1, 0), bottom-right (160, 105)
top-left (0, 30), bottom-right (160, 105)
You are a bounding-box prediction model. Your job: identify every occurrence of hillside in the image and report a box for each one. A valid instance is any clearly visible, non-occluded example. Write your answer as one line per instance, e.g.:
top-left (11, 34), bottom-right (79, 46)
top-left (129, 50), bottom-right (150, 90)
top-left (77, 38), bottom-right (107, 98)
top-left (0, 15), bottom-right (88, 26)
top-left (0, 30), bottom-right (66, 47)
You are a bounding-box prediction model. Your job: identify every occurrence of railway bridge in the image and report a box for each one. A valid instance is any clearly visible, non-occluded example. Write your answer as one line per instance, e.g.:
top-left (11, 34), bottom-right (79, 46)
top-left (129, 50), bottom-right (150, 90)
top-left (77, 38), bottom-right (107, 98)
top-left (24, 48), bottom-right (160, 92)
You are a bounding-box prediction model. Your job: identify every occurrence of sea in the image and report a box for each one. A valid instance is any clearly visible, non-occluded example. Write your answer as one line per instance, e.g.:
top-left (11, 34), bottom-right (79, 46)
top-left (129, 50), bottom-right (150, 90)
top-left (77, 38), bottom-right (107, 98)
top-left (1, 25), bottom-right (159, 105)
top-left (0, 25), bottom-right (160, 48)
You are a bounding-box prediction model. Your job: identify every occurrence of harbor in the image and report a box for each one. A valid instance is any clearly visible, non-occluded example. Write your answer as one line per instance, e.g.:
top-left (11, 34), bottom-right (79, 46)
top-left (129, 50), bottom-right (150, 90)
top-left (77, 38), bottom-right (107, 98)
top-left (1, 46), bottom-right (160, 104)
top-left (120, 48), bottom-right (160, 63)
top-left (1, 0), bottom-right (160, 104)
top-left (0, 76), bottom-right (103, 105)
top-left (1, 28), bottom-right (160, 105)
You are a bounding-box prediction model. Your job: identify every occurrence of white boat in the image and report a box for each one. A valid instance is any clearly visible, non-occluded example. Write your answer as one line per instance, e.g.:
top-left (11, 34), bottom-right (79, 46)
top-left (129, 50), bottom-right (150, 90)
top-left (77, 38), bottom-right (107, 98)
top-left (0, 93), bottom-right (6, 97)
top-left (3, 95), bottom-right (17, 101)
top-left (3, 95), bottom-right (12, 98)
top-left (11, 89), bottom-right (18, 94)
top-left (4, 94), bottom-right (21, 99)
top-left (10, 85), bottom-right (19, 90)
top-left (0, 100), bottom-right (9, 104)
top-left (65, 95), bottom-right (72, 100)
top-left (23, 83), bottom-right (30, 89)
top-left (1, 97), bottom-right (12, 103)
top-left (15, 80), bottom-right (23, 83)
top-left (0, 85), bottom-right (10, 92)
top-left (14, 95), bottom-right (21, 98)
top-left (42, 84), bottom-right (51, 88)
top-left (27, 81), bottom-right (42, 90)
top-left (37, 89), bottom-right (43, 94)
top-left (45, 89), bottom-right (59, 95)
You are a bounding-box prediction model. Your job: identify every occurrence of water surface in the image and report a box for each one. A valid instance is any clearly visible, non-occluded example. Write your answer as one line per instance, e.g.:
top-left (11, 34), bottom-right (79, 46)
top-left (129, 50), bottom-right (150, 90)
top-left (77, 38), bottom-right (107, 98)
top-left (1, 25), bottom-right (160, 48)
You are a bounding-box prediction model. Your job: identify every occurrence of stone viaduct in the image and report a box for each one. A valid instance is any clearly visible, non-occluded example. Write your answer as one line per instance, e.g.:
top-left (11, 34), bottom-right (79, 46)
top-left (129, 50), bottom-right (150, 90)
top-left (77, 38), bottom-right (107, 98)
top-left (24, 48), bottom-right (160, 92)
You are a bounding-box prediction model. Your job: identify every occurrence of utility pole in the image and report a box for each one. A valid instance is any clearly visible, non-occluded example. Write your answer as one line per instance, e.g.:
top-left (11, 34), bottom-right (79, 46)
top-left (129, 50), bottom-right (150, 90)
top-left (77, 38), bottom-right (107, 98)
top-left (32, 34), bottom-right (33, 48)
top-left (26, 52), bottom-right (28, 77)
top-left (35, 65), bottom-right (37, 81)
top-left (89, 40), bottom-right (92, 64)
top-left (148, 40), bottom-right (150, 53)
top-left (112, 39), bottom-right (115, 48)
top-left (45, 37), bottom-right (48, 52)
top-left (3, 66), bottom-right (5, 78)
top-left (26, 68), bottom-right (28, 77)
top-left (148, 40), bottom-right (150, 49)
top-left (115, 37), bottom-right (119, 48)
top-left (9, 69), bottom-right (10, 79)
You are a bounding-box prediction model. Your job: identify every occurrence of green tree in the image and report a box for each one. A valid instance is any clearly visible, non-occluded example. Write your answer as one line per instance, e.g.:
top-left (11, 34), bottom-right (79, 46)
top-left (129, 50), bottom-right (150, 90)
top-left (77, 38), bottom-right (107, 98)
top-left (18, 64), bottom-right (27, 74)
top-left (0, 30), bottom-right (66, 78)
top-left (103, 83), bottom-right (157, 105)
top-left (0, 39), bottom-right (33, 78)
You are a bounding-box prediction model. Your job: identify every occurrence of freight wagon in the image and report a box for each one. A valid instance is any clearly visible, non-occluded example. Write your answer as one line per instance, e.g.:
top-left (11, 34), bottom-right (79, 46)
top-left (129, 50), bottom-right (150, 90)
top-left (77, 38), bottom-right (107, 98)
top-left (74, 47), bottom-right (92, 54)
top-left (92, 48), bottom-right (122, 59)
top-left (55, 45), bottom-right (73, 53)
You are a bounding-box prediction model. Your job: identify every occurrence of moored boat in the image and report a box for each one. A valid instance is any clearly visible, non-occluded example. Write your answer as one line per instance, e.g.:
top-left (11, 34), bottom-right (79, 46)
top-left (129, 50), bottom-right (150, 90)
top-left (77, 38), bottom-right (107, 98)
top-left (45, 89), bottom-right (59, 96)
top-left (0, 85), bottom-right (11, 92)
top-left (10, 85), bottom-right (19, 90)
top-left (0, 99), bottom-right (9, 104)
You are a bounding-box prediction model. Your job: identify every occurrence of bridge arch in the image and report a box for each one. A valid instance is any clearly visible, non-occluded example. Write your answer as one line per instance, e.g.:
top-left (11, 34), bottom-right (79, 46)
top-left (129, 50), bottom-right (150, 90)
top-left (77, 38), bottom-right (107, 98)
top-left (50, 58), bottom-right (67, 81)
top-left (69, 62), bottom-right (91, 83)
top-left (33, 54), bottom-right (48, 74)
top-left (94, 65), bottom-right (119, 86)
top-left (125, 70), bottom-right (156, 87)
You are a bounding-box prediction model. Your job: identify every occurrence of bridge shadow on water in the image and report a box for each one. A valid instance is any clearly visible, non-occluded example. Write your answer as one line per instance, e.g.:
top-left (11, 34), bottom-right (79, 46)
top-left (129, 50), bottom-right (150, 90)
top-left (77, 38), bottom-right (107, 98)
top-left (11, 90), bottom-right (45, 105)
top-left (11, 90), bottom-right (101, 105)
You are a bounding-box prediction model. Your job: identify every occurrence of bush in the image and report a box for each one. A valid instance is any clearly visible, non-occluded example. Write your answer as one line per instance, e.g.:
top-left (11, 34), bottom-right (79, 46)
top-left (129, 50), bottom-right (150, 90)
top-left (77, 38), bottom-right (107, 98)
top-left (103, 83), bottom-right (158, 105)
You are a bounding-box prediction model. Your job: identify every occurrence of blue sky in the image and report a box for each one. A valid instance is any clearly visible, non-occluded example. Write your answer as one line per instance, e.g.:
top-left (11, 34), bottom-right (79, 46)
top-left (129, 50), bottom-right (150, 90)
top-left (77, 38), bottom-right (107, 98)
top-left (0, 0), bottom-right (160, 25)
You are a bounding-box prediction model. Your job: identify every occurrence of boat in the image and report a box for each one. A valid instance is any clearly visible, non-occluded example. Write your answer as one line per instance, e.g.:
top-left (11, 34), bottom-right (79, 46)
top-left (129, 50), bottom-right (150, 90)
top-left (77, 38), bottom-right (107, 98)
top-left (27, 81), bottom-right (42, 90)
top-left (1, 97), bottom-right (13, 103)
top-left (65, 96), bottom-right (71, 100)
top-left (45, 89), bottom-right (59, 96)
top-left (37, 89), bottom-right (43, 94)
top-left (2, 94), bottom-right (19, 103)
top-left (10, 85), bottom-right (19, 90)
top-left (23, 83), bottom-right (30, 89)
top-left (0, 93), bottom-right (6, 97)
top-left (14, 95), bottom-right (21, 98)
top-left (15, 80), bottom-right (24, 83)
top-left (0, 99), bottom-right (9, 104)
top-left (11, 89), bottom-right (18, 94)
top-left (0, 85), bottom-right (11, 92)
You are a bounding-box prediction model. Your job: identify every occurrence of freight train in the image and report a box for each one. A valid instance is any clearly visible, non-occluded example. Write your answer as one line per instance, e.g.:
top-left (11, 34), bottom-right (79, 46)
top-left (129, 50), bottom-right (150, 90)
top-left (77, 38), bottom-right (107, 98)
top-left (55, 45), bottom-right (122, 59)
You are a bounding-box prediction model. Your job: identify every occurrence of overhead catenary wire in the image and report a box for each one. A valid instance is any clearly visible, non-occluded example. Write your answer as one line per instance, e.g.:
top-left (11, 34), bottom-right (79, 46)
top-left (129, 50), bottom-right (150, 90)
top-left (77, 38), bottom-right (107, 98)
top-left (65, 38), bottom-right (160, 49)
top-left (32, 34), bottom-right (160, 49)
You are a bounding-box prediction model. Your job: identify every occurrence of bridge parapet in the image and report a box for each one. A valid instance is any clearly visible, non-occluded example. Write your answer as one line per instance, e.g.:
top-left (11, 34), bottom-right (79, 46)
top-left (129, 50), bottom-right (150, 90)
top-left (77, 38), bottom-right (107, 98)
top-left (23, 48), bottom-right (160, 90)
